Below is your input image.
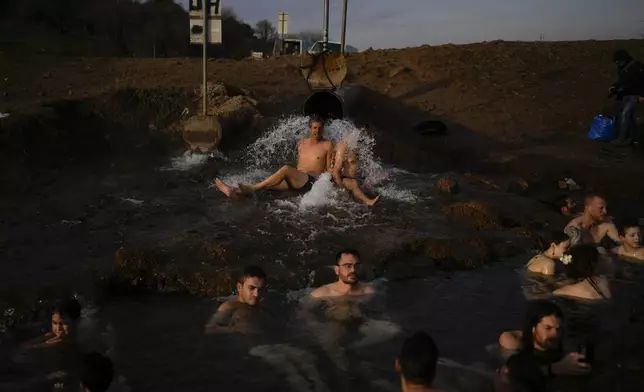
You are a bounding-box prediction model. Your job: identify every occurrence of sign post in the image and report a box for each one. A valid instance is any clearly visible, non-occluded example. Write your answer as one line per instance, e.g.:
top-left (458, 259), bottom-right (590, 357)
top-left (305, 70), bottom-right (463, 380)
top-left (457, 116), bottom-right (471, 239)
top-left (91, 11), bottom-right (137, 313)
top-left (340, 0), bottom-right (348, 54)
top-left (278, 12), bottom-right (289, 55)
top-left (189, 0), bottom-right (223, 115)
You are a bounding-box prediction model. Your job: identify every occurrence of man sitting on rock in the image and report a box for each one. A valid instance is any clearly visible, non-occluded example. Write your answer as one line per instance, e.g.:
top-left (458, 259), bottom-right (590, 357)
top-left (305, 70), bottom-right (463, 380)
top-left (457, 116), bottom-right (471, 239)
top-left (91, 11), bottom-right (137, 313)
top-left (214, 115), bottom-right (334, 197)
top-left (564, 194), bottom-right (619, 248)
top-left (332, 125), bottom-right (380, 206)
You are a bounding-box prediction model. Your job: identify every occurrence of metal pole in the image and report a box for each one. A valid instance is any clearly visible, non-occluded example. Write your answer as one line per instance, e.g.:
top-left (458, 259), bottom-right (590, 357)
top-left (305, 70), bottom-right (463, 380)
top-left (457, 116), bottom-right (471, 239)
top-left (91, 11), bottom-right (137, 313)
top-left (202, 0), bottom-right (208, 116)
top-left (340, 0), bottom-right (348, 54)
top-left (280, 13), bottom-right (285, 55)
top-left (322, 0), bottom-right (329, 52)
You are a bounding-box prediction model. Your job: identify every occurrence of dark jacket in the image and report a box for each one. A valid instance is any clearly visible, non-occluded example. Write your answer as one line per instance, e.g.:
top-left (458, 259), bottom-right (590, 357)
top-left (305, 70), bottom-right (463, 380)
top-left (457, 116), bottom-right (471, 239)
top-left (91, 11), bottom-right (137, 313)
top-left (612, 59), bottom-right (644, 97)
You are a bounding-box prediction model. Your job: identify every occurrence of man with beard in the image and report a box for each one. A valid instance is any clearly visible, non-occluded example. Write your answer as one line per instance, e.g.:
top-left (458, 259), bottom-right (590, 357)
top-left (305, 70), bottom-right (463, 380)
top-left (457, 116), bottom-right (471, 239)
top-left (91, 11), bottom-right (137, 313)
top-left (204, 265), bottom-right (268, 334)
top-left (564, 194), bottom-right (619, 247)
top-left (214, 115), bottom-right (334, 197)
top-left (310, 248), bottom-right (376, 299)
top-left (495, 301), bottom-right (590, 392)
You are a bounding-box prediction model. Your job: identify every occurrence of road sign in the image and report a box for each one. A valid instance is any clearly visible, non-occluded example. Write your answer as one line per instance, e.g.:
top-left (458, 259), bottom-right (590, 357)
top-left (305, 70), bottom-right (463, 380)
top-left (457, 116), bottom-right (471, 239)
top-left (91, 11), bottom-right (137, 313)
top-left (189, 0), bottom-right (222, 16)
top-left (188, 0), bottom-right (222, 44)
top-left (190, 17), bottom-right (222, 44)
top-left (278, 12), bottom-right (289, 36)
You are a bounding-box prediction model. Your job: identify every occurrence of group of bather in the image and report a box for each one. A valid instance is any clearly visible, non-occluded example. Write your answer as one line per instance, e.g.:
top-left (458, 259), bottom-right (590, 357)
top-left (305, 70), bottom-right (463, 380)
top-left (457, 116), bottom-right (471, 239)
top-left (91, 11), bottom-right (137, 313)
top-left (214, 114), bottom-right (381, 206)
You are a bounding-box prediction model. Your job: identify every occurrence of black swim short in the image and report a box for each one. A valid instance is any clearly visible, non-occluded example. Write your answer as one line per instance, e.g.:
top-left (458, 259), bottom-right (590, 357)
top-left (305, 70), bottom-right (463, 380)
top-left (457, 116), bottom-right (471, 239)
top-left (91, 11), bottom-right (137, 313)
top-left (289, 174), bottom-right (315, 193)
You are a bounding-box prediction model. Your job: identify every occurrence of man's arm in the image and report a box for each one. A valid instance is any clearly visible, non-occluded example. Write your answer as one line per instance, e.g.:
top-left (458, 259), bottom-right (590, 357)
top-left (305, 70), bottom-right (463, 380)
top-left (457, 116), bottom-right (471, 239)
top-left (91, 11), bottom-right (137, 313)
top-left (204, 301), bottom-right (235, 334)
top-left (332, 142), bottom-right (345, 186)
top-left (604, 222), bottom-right (621, 243)
top-left (325, 141), bottom-right (334, 173)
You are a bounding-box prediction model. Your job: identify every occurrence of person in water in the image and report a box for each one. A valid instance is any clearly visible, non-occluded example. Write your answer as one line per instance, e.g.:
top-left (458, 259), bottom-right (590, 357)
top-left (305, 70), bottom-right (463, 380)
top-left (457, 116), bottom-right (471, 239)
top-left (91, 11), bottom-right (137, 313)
top-left (24, 298), bottom-right (82, 348)
top-left (552, 244), bottom-right (611, 300)
top-left (204, 265), bottom-right (267, 334)
top-left (311, 248), bottom-right (376, 299)
top-left (611, 220), bottom-right (644, 261)
top-left (496, 301), bottom-right (590, 392)
top-left (526, 231), bottom-right (571, 276)
top-left (332, 125), bottom-right (380, 206)
top-left (564, 194), bottom-right (619, 247)
top-left (396, 331), bottom-right (446, 392)
top-left (553, 195), bottom-right (577, 217)
top-left (214, 114), bottom-right (334, 197)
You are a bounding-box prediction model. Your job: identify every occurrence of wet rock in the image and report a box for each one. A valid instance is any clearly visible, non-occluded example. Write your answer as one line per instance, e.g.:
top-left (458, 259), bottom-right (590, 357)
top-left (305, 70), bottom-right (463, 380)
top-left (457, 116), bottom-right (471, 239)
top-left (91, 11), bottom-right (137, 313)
top-left (388, 66), bottom-right (409, 78)
top-left (442, 202), bottom-right (502, 230)
top-left (437, 176), bottom-right (459, 194)
top-left (111, 239), bottom-right (239, 297)
top-left (507, 177), bottom-right (529, 194)
top-left (377, 235), bottom-right (519, 280)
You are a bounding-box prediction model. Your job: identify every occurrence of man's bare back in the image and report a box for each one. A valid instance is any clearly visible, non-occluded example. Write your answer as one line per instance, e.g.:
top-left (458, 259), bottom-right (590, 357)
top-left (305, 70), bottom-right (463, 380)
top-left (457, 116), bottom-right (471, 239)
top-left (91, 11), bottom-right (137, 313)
top-left (332, 136), bottom-right (380, 206)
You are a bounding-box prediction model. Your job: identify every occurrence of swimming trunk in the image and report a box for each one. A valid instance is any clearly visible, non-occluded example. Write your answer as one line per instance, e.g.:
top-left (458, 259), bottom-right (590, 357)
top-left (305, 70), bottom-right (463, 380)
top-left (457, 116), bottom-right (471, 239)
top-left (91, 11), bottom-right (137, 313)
top-left (289, 174), bottom-right (315, 193)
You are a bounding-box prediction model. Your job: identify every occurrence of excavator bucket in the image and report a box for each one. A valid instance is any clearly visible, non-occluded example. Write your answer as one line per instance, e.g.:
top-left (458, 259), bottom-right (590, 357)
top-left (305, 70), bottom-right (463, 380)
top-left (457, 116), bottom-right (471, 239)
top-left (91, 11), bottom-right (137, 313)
top-left (300, 52), bottom-right (347, 90)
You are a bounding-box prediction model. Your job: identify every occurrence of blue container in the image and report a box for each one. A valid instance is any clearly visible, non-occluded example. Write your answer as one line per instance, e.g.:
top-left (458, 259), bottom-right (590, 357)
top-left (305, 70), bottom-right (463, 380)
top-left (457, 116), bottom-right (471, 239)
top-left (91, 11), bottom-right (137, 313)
top-left (587, 115), bottom-right (615, 141)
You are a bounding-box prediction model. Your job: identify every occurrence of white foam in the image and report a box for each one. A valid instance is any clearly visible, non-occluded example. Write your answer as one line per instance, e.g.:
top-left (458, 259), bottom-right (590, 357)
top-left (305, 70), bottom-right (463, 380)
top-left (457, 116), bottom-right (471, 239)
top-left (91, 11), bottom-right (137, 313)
top-left (161, 151), bottom-right (209, 171)
top-left (299, 173), bottom-right (339, 210)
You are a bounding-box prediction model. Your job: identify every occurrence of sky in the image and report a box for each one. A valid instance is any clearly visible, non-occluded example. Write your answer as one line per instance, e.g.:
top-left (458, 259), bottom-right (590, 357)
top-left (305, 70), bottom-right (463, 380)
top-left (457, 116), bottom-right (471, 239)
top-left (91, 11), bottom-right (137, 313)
top-left (179, 0), bottom-right (644, 50)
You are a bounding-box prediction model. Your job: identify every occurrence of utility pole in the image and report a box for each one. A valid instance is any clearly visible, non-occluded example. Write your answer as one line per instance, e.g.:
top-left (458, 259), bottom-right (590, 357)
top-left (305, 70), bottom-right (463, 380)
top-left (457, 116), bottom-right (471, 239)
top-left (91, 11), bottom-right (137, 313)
top-left (322, 0), bottom-right (329, 52)
top-left (278, 12), bottom-right (289, 55)
top-left (202, 0), bottom-right (208, 115)
top-left (340, 0), bottom-right (348, 54)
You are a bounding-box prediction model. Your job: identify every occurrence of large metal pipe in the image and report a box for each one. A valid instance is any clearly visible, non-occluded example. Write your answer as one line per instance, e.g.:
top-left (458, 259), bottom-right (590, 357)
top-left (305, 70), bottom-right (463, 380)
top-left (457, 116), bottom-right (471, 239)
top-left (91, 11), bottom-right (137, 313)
top-left (340, 0), bottom-right (348, 54)
top-left (303, 86), bottom-right (360, 120)
top-left (322, 0), bottom-right (330, 52)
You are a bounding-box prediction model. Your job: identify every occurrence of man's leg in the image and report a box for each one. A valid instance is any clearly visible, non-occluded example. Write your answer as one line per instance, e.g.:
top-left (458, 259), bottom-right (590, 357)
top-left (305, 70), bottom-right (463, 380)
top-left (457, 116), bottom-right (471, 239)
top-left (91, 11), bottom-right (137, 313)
top-left (238, 165), bottom-right (310, 195)
top-left (341, 178), bottom-right (380, 206)
top-left (614, 95), bottom-right (638, 145)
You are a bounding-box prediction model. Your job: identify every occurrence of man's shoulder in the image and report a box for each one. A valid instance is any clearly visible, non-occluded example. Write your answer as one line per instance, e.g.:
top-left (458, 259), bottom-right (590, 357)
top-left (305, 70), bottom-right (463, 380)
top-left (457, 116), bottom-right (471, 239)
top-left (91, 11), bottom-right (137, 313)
top-left (310, 284), bottom-right (332, 298)
top-left (217, 299), bottom-right (237, 312)
top-left (359, 283), bottom-right (376, 295)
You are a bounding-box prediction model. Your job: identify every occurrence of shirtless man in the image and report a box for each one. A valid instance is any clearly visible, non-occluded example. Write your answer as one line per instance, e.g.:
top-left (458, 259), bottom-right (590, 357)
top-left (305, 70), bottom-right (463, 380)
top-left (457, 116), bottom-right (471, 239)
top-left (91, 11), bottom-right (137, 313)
top-left (311, 248), bottom-right (376, 299)
top-left (332, 126), bottom-right (380, 206)
top-left (204, 265), bottom-right (267, 334)
top-left (564, 194), bottom-right (619, 246)
top-left (214, 115), bottom-right (334, 197)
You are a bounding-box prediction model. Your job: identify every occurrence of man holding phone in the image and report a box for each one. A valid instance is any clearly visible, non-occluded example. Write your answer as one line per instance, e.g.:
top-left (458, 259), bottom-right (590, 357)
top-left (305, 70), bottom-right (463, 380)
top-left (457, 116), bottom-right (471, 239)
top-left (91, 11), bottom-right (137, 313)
top-left (496, 301), bottom-right (591, 391)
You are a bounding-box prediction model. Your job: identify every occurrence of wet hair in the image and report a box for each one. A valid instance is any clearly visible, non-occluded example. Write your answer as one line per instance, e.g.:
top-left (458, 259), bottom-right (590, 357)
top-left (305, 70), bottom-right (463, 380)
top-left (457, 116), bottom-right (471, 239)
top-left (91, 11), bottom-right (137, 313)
top-left (335, 248), bottom-right (360, 264)
top-left (238, 265), bottom-right (266, 283)
top-left (561, 244), bottom-right (599, 280)
top-left (80, 352), bottom-right (114, 392)
top-left (308, 114), bottom-right (324, 127)
top-left (617, 219), bottom-right (640, 235)
top-left (398, 331), bottom-right (439, 386)
top-left (613, 49), bottom-right (632, 64)
top-left (539, 231), bottom-right (571, 251)
top-left (519, 300), bottom-right (564, 355)
top-left (53, 298), bottom-right (82, 322)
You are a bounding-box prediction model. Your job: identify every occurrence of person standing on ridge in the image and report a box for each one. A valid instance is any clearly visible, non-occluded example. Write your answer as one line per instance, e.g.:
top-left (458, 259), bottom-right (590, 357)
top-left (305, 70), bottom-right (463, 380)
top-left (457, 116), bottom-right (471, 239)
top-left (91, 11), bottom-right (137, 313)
top-left (608, 49), bottom-right (644, 146)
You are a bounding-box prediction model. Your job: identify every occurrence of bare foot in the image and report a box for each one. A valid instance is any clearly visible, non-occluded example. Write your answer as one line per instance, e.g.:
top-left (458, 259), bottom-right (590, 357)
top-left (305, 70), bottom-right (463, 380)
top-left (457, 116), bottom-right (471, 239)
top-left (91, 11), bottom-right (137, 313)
top-left (237, 184), bottom-right (255, 196)
top-left (215, 178), bottom-right (236, 198)
top-left (366, 194), bottom-right (380, 207)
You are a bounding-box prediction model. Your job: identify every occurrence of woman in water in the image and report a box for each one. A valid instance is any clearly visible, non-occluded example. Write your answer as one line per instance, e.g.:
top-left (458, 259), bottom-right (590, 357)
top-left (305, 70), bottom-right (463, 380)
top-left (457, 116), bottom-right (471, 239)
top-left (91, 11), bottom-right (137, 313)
top-left (553, 244), bottom-right (611, 300)
top-left (526, 231), bottom-right (571, 276)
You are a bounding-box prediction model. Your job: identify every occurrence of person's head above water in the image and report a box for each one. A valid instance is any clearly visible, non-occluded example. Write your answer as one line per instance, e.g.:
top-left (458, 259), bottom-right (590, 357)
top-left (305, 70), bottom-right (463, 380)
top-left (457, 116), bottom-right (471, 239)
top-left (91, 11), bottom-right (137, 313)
top-left (396, 331), bottom-right (439, 389)
top-left (308, 114), bottom-right (325, 141)
top-left (541, 231), bottom-right (571, 259)
top-left (554, 195), bottom-right (576, 216)
top-left (51, 298), bottom-right (82, 339)
top-left (334, 248), bottom-right (361, 286)
top-left (236, 265), bottom-right (266, 306)
top-left (561, 244), bottom-right (600, 280)
top-left (80, 352), bottom-right (114, 392)
top-left (618, 220), bottom-right (641, 249)
top-left (583, 194), bottom-right (608, 222)
top-left (520, 300), bottom-right (564, 354)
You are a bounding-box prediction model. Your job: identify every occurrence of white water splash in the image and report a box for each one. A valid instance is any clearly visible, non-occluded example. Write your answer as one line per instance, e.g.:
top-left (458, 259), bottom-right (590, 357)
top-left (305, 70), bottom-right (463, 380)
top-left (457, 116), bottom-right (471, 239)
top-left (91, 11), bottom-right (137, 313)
top-left (299, 173), bottom-right (339, 210)
top-left (160, 151), bottom-right (210, 171)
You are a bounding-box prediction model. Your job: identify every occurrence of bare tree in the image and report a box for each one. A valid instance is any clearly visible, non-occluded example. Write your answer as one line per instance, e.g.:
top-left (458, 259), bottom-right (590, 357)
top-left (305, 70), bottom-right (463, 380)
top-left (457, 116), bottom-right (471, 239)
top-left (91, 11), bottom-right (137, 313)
top-left (298, 30), bottom-right (323, 43)
top-left (254, 19), bottom-right (276, 42)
